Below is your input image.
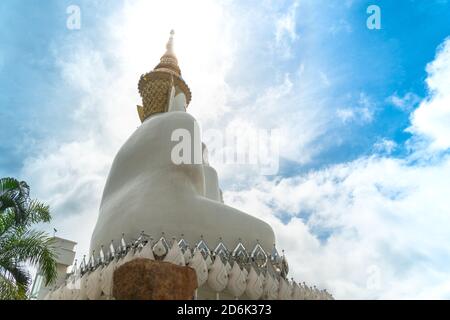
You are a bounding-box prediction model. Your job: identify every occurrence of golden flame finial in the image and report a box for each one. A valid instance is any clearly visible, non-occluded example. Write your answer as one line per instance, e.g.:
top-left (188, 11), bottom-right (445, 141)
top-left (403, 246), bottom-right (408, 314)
top-left (155, 29), bottom-right (180, 75)
top-left (163, 29), bottom-right (175, 57)
top-left (165, 29), bottom-right (175, 55)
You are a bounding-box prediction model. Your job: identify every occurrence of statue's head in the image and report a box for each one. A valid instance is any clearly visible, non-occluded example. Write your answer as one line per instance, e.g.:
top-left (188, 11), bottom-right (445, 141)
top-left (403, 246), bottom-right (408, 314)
top-left (137, 30), bottom-right (192, 122)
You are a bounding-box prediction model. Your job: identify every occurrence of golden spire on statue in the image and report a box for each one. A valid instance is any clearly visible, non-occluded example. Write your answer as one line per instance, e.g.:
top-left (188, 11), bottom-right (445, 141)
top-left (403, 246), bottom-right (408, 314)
top-left (136, 30), bottom-right (191, 122)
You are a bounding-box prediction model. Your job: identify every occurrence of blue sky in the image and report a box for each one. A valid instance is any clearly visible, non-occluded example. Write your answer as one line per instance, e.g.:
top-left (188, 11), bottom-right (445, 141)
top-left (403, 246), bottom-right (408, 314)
top-left (1, 0), bottom-right (450, 299)
top-left (2, 0), bottom-right (450, 176)
top-left (0, 0), bottom-right (120, 174)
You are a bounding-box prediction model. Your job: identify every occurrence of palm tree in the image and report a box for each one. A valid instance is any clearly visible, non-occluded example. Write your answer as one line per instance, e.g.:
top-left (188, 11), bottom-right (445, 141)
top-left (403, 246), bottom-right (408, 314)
top-left (0, 177), bottom-right (57, 300)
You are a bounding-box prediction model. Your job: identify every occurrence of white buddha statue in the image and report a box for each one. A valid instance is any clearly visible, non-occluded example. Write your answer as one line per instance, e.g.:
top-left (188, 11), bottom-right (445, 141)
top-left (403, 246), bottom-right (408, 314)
top-left (89, 31), bottom-right (275, 259)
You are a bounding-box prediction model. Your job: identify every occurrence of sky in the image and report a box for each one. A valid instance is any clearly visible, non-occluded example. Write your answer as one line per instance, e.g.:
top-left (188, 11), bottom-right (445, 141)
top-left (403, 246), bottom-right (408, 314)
top-left (1, 0), bottom-right (450, 299)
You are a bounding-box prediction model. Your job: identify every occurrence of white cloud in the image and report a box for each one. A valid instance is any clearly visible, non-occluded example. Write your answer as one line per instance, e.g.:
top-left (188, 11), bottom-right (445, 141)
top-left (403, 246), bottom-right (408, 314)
top-left (226, 155), bottom-right (450, 299)
top-left (223, 37), bottom-right (450, 299)
top-left (408, 37), bottom-right (450, 151)
top-left (357, 92), bottom-right (376, 122)
top-left (336, 93), bottom-right (375, 124)
top-left (21, 0), bottom-right (239, 257)
top-left (373, 138), bottom-right (397, 154)
top-left (20, 140), bottom-right (111, 254)
top-left (17, 0), bottom-right (450, 300)
top-left (328, 19), bottom-right (352, 35)
top-left (274, 1), bottom-right (300, 58)
top-left (388, 92), bottom-right (421, 112)
top-left (336, 108), bottom-right (355, 123)
top-left (19, 0), bottom-right (344, 267)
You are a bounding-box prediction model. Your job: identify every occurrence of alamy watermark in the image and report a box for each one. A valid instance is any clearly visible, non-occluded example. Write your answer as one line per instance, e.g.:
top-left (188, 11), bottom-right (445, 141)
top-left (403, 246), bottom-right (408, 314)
top-left (170, 124), bottom-right (280, 176)
top-left (367, 5), bottom-right (381, 30)
top-left (66, 5), bottom-right (81, 30)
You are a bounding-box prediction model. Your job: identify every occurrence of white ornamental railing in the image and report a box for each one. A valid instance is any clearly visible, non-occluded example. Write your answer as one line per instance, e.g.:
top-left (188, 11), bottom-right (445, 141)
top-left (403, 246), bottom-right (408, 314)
top-left (43, 232), bottom-right (334, 300)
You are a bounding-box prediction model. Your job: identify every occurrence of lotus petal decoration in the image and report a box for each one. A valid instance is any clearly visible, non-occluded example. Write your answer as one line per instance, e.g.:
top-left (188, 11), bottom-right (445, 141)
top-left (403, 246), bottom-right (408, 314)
top-left (207, 256), bottom-right (229, 292)
top-left (66, 276), bottom-right (75, 291)
top-left (292, 280), bottom-right (302, 300)
top-left (49, 287), bottom-right (57, 300)
top-left (195, 239), bottom-right (211, 259)
top-left (278, 278), bottom-right (292, 300)
top-left (152, 236), bottom-right (169, 258)
top-left (115, 256), bottom-right (124, 268)
top-left (312, 286), bottom-right (319, 300)
top-left (258, 271), bottom-right (266, 295)
top-left (43, 290), bottom-right (51, 300)
top-left (183, 247), bottom-right (193, 264)
top-left (53, 286), bottom-right (64, 300)
top-left (73, 269), bottom-right (81, 285)
top-left (213, 241), bottom-right (230, 263)
top-left (280, 251), bottom-right (289, 278)
top-left (135, 240), bottom-right (155, 260)
top-left (262, 273), bottom-right (273, 300)
top-left (62, 287), bottom-right (76, 300)
top-left (71, 278), bottom-right (81, 300)
top-left (54, 289), bottom-right (61, 300)
top-left (205, 254), bottom-right (213, 268)
top-left (178, 238), bottom-right (190, 253)
top-left (225, 261), bottom-right (232, 273)
top-left (164, 240), bottom-right (186, 266)
top-left (71, 288), bottom-right (80, 300)
top-left (117, 248), bottom-right (135, 268)
top-left (227, 262), bottom-right (247, 298)
top-left (302, 284), bottom-right (310, 300)
top-left (100, 259), bottom-right (116, 297)
top-left (86, 266), bottom-right (103, 300)
top-left (188, 249), bottom-right (209, 287)
top-left (270, 245), bottom-right (282, 271)
top-left (251, 243), bottom-right (268, 268)
top-left (232, 242), bottom-right (249, 265)
top-left (317, 290), bottom-right (323, 300)
top-left (267, 274), bottom-right (279, 300)
top-left (245, 267), bottom-right (263, 300)
top-left (66, 277), bottom-right (74, 290)
top-left (292, 281), bottom-right (302, 300)
top-left (78, 272), bottom-right (89, 300)
top-left (47, 288), bottom-right (55, 300)
top-left (62, 286), bottom-right (72, 300)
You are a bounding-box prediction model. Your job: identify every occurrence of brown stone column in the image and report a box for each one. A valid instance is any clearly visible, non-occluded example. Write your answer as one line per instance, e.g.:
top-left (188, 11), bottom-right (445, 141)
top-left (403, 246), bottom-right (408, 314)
top-left (113, 258), bottom-right (198, 300)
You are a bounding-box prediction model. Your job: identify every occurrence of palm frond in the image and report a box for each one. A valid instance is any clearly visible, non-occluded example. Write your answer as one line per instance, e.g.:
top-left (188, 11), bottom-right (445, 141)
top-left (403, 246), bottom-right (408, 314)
top-left (0, 178), bottom-right (31, 225)
top-left (24, 200), bottom-right (51, 225)
top-left (0, 270), bottom-right (28, 300)
top-left (0, 260), bottom-right (31, 288)
top-left (0, 178), bottom-right (23, 195)
top-left (0, 177), bottom-right (56, 298)
top-left (0, 230), bottom-right (57, 286)
top-left (0, 178), bottom-right (29, 204)
top-left (0, 210), bottom-right (15, 236)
